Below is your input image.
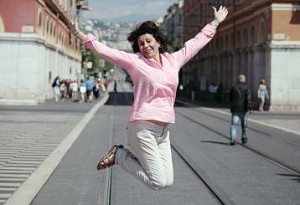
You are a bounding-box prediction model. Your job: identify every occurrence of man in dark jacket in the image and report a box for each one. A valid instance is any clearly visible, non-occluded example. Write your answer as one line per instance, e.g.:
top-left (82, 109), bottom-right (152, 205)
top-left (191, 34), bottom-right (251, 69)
top-left (229, 74), bottom-right (251, 145)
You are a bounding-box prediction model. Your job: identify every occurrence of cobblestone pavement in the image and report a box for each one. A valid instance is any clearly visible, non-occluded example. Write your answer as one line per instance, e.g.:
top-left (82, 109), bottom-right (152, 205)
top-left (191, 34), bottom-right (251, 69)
top-left (0, 99), bottom-right (96, 204)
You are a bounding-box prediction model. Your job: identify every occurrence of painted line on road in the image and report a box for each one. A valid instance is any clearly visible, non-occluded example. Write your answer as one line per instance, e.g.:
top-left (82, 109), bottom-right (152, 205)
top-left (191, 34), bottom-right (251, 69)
top-left (202, 107), bottom-right (300, 136)
top-left (4, 94), bottom-right (109, 205)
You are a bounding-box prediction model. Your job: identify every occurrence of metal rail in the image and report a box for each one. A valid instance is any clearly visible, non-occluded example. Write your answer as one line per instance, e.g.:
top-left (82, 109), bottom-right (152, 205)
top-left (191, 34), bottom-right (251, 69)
top-left (171, 142), bottom-right (236, 205)
top-left (176, 109), bottom-right (300, 176)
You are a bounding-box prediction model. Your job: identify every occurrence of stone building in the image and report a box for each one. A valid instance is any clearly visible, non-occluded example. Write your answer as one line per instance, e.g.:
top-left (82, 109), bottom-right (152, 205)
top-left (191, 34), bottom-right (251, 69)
top-left (0, 0), bottom-right (88, 105)
top-left (182, 0), bottom-right (300, 110)
top-left (160, 1), bottom-right (184, 45)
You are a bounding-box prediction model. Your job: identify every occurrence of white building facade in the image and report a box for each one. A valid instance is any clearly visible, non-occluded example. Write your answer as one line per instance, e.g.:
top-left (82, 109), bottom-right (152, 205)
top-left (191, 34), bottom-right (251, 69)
top-left (0, 0), bottom-right (84, 105)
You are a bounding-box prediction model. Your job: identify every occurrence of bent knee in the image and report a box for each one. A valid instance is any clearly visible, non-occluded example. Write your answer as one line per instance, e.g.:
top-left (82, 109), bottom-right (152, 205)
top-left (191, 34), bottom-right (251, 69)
top-left (150, 178), bottom-right (173, 190)
top-left (166, 178), bottom-right (174, 187)
top-left (151, 180), bottom-right (167, 190)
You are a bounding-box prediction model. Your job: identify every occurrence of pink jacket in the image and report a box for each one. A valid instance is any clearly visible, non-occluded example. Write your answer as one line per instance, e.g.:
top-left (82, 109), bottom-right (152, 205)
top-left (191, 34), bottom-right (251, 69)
top-left (85, 24), bottom-right (216, 123)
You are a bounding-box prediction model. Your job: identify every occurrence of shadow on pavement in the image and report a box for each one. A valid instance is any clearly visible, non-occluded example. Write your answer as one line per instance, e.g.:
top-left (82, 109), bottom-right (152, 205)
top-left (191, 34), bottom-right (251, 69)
top-left (277, 174), bottom-right (300, 183)
top-left (106, 92), bottom-right (134, 106)
top-left (201, 140), bottom-right (230, 146)
top-left (175, 96), bottom-right (230, 109)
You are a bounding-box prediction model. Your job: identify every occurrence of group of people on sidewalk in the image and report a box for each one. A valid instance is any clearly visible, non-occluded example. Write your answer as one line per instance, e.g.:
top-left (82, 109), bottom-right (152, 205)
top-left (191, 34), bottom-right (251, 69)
top-left (52, 76), bottom-right (107, 103)
top-left (52, 76), bottom-right (75, 102)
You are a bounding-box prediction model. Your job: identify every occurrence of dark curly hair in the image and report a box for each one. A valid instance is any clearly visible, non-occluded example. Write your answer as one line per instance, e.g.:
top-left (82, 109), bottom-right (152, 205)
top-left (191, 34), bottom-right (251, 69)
top-left (127, 21), bottom-right (168, 53)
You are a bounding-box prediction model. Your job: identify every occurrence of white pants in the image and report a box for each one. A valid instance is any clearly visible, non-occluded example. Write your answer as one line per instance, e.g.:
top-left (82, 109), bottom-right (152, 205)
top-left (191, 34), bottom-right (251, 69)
top-left (116, 121), bottom-right (174, 190)
top-left (53, 87), bottom-right (60, 102)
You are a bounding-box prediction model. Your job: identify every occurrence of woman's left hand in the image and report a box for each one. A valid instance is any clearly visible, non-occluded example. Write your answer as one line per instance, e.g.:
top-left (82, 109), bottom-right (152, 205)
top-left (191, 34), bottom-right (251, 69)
top-left (213, 6), bottom-right (228, 24)
top-left (68, 17), bottom-right (87, 41)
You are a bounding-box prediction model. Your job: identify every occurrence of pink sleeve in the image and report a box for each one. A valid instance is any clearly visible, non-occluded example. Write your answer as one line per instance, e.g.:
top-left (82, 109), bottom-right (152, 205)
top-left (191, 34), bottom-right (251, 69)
top-left (171, 24), bottom-right (216, 69)
top-left (83, 33), bottom-right (135, 70)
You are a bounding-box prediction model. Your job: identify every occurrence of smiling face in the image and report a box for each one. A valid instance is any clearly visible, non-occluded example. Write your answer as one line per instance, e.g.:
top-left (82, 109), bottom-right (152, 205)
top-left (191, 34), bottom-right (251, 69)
top-left (137, 33), bottom-right (161, 59)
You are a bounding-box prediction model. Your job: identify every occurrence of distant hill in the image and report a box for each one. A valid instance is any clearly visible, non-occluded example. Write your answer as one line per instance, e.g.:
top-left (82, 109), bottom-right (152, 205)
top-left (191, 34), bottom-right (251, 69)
top-left (88, 14), bottom-right (158, 23)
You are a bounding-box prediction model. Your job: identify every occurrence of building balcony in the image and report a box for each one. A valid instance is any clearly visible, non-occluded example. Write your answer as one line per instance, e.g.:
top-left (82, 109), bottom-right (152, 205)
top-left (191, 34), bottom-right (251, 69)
top-left (77, 0), bottom-right (89, 10)
top-left (44, 0), bottom-right (68, 22)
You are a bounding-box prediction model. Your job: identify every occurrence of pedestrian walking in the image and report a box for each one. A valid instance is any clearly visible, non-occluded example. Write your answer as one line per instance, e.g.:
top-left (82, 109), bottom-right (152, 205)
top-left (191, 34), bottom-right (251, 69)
top-left (229, 74), bottom-right (252, 145)
top-left (52, 76), bottom-right (60, 102)
top-left (216, 83), bottom-right (223, 104)
top-left (257, 79), bottom-right (269, 112)
top-left (70, 6), bottom-right (228, 190)
top-left (208, 83), bottom-right (215, 101)
top-left (71, 80), bottom-right (79, 102)
top-left (86, 76), bottom-right (94, 103)
top-left (113, 79), bottom-right (118, 93)
top-left (79, 79), bottom-right (86, 103)
top-left (59, 80), bottom-right (67, 102)
top-left (93, 80), bottom-right (101, 99)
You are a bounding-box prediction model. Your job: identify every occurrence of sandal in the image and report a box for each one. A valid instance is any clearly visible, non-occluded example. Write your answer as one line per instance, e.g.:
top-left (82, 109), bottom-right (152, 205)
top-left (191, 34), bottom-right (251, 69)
top-left (97, 145), bottom-right (123, 170)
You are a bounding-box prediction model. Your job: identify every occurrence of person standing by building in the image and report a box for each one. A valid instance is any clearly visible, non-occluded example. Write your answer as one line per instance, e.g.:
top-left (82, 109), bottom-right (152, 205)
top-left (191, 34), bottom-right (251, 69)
top-left (70, 6), bottom-right (228, 190)
top-left (59, 80), bottom-right (67, 102)
top-left (71, 80), bottom-right (79, 102)
top-left (113, 79), bottom-right (118, 93)
top-left (52, 76), bottom-right (60, 102)
top-left (216, 83), bottom-right (223, 104)
top-left (79, 79), bottom-right (86, 103)
top-left (86, 77), bottom-right (94, 103)
top-left (229, 74), bottom-right (252, 145)
top-left (257, 79), bottom-right (269, 112)
top-left (93, 80), bottom-right (101, 99)
top-left (208, 83), bottom-right (216, 102)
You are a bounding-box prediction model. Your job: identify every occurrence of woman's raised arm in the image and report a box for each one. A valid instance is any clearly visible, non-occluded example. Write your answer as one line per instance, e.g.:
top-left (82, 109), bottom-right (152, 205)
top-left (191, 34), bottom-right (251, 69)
top-left (69, 18), bottom-right (88, 41)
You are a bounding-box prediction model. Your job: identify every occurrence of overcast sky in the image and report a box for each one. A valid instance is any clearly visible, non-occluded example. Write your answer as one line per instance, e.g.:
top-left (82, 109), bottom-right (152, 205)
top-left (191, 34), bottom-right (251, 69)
top-left (81, 0), bottom-right (179, 22)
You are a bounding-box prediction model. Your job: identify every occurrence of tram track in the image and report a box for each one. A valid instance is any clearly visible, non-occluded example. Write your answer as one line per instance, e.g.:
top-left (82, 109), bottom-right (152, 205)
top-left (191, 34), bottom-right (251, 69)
top-left (171, 141), bottom-right (235, 205)
top-left (103, 106), bottom-right (117, 205)
top-left (175, 108), bottom-right (300, 176)
top-left (175, 101), bottom-right (300, 146)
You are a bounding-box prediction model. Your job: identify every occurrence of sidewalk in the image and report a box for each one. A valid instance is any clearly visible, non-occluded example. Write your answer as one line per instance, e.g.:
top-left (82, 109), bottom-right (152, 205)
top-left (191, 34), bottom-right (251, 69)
top-left (0, 94), bottom-right (109, 205)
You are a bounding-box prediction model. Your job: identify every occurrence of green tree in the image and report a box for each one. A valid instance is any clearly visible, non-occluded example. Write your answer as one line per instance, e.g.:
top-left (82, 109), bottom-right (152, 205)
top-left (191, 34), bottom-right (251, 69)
top-left (104, 60), bottom-right (114, 71)
top-left (167, 38), bottom-right (181, 52)
top-left (89, 51), bottom-right (99, 70)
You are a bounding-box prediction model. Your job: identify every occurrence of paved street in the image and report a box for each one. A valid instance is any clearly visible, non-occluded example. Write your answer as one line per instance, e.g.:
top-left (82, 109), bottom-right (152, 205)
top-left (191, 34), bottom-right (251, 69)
top-left (0, 82), bottom-right (300, 205)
